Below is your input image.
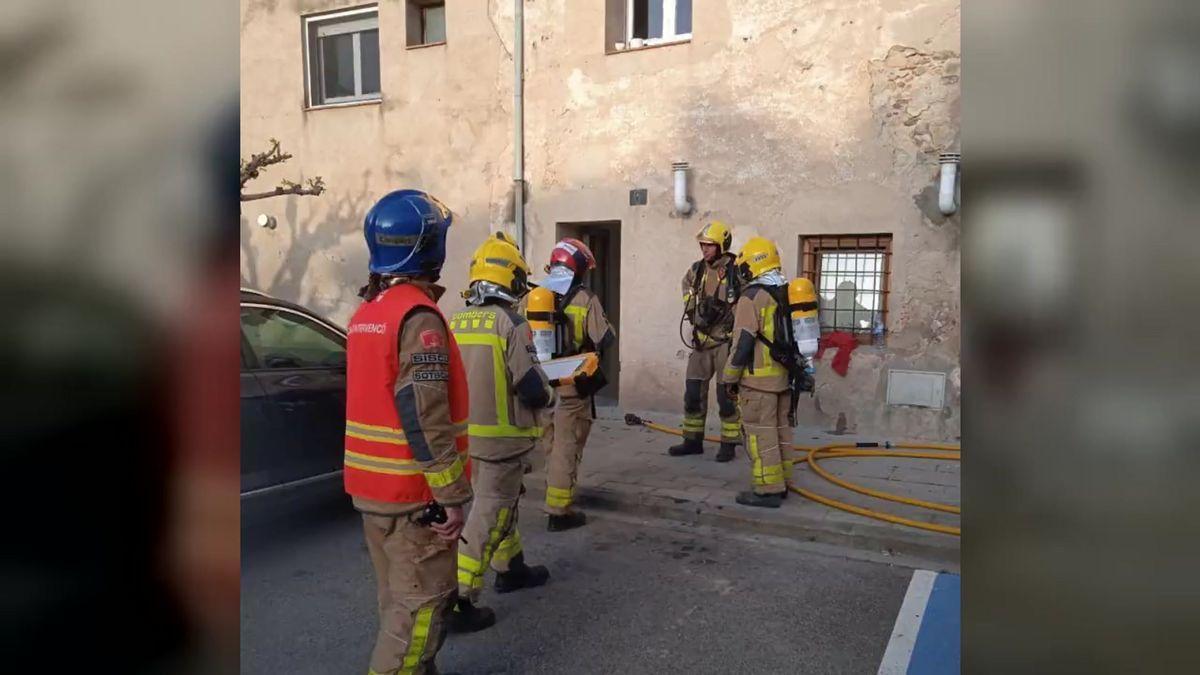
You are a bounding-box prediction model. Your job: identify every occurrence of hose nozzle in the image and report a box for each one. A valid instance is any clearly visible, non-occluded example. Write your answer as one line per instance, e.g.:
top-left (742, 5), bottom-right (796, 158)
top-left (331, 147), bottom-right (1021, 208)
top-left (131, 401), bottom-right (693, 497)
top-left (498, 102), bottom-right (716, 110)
top-left (624, 413), bottom-right (645, 427)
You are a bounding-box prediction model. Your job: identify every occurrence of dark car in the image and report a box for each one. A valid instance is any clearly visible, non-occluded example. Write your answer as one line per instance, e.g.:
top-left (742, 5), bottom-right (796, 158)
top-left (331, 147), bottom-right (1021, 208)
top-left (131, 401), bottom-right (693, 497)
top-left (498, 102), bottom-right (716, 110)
top-left (241, 288), bottom-right (347, 496)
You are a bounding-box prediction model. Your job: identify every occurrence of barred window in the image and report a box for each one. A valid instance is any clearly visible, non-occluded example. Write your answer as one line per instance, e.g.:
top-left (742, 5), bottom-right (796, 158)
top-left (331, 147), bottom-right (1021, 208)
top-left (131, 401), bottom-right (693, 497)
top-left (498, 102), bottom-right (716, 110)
top-left (799, 234), bottom-right (893, 339)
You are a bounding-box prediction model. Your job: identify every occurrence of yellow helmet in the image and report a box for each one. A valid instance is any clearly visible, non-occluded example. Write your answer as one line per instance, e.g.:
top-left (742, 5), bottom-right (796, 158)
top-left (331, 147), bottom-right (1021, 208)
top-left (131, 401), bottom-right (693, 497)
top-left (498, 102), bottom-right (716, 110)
top-left (696, 220), bottom-right (733, 255)
top-left (467, 232), bottom-right (531, 296)
top-left (788, 278), bottom-right (819, 318)
top-left (735, 236), bottom-right (783, 280)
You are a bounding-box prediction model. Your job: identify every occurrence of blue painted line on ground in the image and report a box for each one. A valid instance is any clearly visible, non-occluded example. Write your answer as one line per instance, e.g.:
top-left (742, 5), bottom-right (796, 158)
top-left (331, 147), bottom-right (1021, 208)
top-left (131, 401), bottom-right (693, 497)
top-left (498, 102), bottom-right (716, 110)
top-left (906, 572), bottom-right (960, 675)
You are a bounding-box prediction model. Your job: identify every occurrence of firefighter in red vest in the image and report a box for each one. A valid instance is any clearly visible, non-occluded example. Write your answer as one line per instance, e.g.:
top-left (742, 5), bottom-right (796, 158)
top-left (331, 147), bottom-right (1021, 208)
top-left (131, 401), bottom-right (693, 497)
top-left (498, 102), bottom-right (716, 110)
top-left (344, 189), bottom-right (491, 675)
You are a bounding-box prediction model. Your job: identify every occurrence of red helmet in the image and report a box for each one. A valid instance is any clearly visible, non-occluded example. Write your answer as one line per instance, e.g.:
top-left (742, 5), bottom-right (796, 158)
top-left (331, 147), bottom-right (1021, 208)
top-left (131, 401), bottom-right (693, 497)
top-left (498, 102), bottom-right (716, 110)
top-left (546, 237), bottom-right (596, 273)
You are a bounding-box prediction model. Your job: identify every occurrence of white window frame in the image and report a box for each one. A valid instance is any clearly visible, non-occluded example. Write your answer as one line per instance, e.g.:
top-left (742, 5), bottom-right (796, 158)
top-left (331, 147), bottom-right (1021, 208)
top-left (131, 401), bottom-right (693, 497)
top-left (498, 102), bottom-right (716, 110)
top-left (421, 3), bottom-right (446, 45)
top-left (303, 5), bottom-right (381, 109)
top-left (626, 0), bottom-right (692, 47)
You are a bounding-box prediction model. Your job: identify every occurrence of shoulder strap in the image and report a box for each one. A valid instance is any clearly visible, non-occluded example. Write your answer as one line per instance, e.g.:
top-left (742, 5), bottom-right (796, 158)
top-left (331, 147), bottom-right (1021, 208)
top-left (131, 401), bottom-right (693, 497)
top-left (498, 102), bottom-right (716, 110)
top-left (557, 284), bottom-right (585, 317)
top-left (724, 258), bottom-right (742, 302)
top-left (757, 285), bottom-right (797, 353)
top-left (690, 260), bottom-right (706, 297)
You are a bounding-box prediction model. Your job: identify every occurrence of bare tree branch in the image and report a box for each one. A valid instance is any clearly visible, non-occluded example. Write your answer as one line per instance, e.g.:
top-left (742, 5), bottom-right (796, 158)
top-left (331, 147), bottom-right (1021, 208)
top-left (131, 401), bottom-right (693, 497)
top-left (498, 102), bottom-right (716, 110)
top-left (240, 138), bottom-right (326, 201)
top-left (241, 176), bottom-right (326, 202)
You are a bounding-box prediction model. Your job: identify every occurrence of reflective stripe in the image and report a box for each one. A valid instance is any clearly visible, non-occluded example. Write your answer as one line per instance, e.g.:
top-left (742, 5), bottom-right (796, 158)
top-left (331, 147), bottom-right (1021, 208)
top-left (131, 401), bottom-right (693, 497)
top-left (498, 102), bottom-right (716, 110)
top-left (453, 331), bottom-right (541, 439)
top-left (754, 304), bottom-right (785, 377)
top-left (747, 434), bottom-right (763, 483)
top-left (545, 486), bottom-right (573, 508)
top-left (346, 420), bottom-right (407, 445)
top-left (783, 458), bottom-right (795, 480)
top-left (468, 423), bottom-right (542, 438)
top-left (399, 604), bottom-right (434, 674)
top-left (746, 434), bottom-right (784, 486)
top-left (459, 507), bottom-right (511, 594)
top-left (721, 421), bottom-right (742, 439)
top-left (681, 416), bottom-right (706, 432)
top-left (723, 366), bottom-right (743, 378)
top-left (760, 465), bottom-right (785, 482)
top-left (457, 568), bottom-right (480, 589)
top-left (345, 459), bottom-right (423, 477)
top-left (424, 456), bottom-right (465, 488)
top-left (458, 552), bottom-right (484, 575)
top-left (493, 528), bottom-right (522, 565)
top-left (345, 449), bottom-right (421, 468)
top-left (564, 305), bottom-right (587, 350)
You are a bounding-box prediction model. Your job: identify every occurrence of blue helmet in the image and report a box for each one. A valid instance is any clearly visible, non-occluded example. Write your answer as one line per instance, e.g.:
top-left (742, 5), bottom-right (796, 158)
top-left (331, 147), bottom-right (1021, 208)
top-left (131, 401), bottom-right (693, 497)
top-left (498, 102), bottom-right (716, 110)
top-left (363, 189), bottom-right (453, 276)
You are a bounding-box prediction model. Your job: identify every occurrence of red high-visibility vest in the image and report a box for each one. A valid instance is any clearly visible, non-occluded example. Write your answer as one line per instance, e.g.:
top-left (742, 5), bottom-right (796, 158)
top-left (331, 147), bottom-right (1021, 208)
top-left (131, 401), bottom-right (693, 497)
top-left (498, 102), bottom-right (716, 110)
top-left (343, 283), bottom-right (470, 504)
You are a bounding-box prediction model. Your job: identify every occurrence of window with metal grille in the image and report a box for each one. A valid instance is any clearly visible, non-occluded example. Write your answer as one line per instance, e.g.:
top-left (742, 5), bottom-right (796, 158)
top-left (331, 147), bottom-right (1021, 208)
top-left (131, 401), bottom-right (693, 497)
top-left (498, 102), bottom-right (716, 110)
top-left (799, 234), bottom-right (893, 340)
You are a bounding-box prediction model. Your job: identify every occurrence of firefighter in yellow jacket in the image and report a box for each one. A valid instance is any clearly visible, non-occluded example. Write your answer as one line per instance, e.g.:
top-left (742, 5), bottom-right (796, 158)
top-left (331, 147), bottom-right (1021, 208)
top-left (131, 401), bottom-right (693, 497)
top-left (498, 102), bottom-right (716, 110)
top-left (669, 221), bottom-right (743, 462)
top-left (524, 238), bottom-right (616, 532)
top-left (344, 190), bottom-right (489, 675)
top-left (448, 233), bottom-right (554, 628)
top-left (722, 236), bottom-right (800, 509)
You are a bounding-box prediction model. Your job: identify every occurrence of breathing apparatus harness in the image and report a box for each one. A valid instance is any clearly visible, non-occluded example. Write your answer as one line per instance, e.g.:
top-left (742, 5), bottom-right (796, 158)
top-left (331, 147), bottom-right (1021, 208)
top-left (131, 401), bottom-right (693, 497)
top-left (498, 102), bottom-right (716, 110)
top-left (528, 281), bottom-right (608, 398)
top-left (749, 284), bottom-right (816, 427)
top-left (679, 255), bottom-right (741, 351)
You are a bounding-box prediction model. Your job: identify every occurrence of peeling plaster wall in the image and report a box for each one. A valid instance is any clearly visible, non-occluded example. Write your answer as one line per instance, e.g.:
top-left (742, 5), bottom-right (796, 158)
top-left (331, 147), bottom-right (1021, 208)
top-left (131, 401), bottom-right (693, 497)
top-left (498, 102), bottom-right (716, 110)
top-left (241, 0), bottom-right (961, 440)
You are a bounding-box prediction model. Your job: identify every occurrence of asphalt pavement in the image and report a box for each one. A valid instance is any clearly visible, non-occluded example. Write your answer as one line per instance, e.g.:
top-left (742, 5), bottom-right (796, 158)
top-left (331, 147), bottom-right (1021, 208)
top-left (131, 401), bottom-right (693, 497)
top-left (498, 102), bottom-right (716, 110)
top-left (242, 482), bottom-right (918, 674)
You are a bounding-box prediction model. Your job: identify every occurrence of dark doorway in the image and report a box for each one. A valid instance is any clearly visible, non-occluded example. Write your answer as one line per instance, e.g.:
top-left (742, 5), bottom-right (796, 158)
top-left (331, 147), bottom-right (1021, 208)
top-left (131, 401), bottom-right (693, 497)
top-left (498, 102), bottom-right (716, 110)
top-left (556, 220), bottom-right (621, 406)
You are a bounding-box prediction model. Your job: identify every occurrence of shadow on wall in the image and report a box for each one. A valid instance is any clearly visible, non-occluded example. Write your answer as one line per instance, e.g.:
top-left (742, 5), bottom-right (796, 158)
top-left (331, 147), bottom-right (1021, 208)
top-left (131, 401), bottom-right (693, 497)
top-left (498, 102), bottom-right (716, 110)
top-left (240, 170), bottom-right (375, 319)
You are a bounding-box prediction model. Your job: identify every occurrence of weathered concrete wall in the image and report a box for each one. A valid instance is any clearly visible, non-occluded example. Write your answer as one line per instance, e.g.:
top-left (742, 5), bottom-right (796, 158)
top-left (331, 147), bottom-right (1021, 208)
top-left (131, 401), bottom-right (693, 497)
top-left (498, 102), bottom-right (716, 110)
top-left (241, 0), bottom-right (961, 440)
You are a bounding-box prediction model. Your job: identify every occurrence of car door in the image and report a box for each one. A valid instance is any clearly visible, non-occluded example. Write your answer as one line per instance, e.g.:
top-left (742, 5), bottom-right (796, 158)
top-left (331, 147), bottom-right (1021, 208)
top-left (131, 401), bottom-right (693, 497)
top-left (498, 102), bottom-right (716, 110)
top-left (240, 332), bottom-right (286, 493)
top-left (240, 303), bottom-right (347, 489)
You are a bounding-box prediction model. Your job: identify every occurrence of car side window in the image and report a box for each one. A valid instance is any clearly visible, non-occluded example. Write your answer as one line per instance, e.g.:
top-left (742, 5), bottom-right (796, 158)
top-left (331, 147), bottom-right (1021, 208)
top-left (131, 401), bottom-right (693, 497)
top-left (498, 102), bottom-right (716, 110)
top-left (241, 306), bottom-right (346, 370)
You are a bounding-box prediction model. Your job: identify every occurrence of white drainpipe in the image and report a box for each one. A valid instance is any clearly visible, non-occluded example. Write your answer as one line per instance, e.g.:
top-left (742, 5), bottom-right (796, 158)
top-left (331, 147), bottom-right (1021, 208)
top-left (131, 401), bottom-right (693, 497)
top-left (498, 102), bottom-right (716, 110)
top-left (513, 0), bottom-right (525, 252)
top-left (939, 152), bottom-right (961, 216)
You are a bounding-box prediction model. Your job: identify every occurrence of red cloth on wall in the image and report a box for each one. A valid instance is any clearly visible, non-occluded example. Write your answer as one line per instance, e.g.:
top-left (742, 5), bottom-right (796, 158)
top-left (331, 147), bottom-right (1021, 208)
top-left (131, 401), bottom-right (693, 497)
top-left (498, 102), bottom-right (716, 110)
top-left (815, 331), bottom-right (859, 377)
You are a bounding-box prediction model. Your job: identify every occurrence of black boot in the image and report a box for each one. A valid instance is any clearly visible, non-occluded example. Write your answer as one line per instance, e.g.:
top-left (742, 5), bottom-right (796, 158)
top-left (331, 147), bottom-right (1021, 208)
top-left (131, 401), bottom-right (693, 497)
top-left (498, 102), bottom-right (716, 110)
top-left (735, 491), bottom-right (783, 508)
top-left (547, 511), bottom-right (587, 532)
top-left (494, 553), bottom-right (550, 594)
top-left (447, 598), bottom-right (495, 634)
top-left (668, 437), bottom-right (704, 456)
top-left (715, 442), bottom-right (736, 462)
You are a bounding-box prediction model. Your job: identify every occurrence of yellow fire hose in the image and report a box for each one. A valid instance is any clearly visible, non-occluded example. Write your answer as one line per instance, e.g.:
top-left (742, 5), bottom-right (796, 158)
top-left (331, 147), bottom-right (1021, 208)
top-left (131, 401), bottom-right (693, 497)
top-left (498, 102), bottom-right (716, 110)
top-left (623, 414), bottom-right (961, 536)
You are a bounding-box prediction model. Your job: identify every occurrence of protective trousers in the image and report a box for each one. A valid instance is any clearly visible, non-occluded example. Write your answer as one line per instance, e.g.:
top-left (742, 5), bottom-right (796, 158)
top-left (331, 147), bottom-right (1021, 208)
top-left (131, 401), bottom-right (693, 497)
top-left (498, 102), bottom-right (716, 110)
top-left (541, 394), bottom-right (592, 515)
top-left (457, 455), bottom-right (529, 602)
top-left (736, 388), bottom-right (794, 495)
top-left (682, 341), bottom-right (741, 444)
top-left (362, 513), bottom-right (456, 675)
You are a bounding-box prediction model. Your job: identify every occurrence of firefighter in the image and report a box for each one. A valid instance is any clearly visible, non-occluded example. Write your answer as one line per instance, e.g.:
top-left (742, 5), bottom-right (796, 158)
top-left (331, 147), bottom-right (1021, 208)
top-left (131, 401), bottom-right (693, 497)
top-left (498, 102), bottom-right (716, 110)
top-left (668, 220), bottom-right (742, 462)
top-left (344, 189), bottom-right (490, 675)
top-left (449, 232), bottom-right (554, 626)
top-left (523, 238), bottom-right (616, 532)
top-left (721, 236), bottom-right (802, 508)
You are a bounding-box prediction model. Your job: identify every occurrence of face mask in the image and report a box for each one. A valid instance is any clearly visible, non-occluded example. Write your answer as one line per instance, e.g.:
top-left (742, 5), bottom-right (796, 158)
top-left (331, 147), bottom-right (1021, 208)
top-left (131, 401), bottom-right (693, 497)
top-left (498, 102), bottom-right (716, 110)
top-left (751, 269), bottom-right (788, 287)
top-left (539, 265), bottom-right (575, 295)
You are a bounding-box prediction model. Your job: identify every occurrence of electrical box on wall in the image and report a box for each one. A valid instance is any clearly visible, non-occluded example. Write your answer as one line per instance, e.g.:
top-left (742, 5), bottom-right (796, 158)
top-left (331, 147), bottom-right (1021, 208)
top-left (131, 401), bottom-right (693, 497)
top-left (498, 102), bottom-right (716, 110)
top-left (629, 189), bottom-right (647, 206)
top-left (886, 370), bottom-right (947, 409)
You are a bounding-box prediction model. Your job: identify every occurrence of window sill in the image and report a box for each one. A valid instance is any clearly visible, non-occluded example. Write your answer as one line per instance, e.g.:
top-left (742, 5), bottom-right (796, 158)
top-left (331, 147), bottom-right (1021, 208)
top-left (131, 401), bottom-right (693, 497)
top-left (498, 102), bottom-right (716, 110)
top-left (606, 37), bottom-right (691, 56)
top-left (406, 41), bottom-right (446, 51)
top-left (304, 97), bottom-right (382, 112)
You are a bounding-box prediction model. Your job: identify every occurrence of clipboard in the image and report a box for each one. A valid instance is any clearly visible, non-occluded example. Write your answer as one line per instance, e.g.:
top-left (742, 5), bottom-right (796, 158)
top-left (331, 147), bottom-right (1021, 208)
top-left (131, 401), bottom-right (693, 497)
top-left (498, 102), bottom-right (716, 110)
top-left (539, 352), bottom-right (599, 388)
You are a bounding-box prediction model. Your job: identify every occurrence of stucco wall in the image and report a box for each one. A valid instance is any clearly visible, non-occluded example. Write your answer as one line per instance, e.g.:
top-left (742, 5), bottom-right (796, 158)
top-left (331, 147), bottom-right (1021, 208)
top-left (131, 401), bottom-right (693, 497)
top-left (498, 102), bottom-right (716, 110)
top-left (240, 0), bottom-right (961, 440)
